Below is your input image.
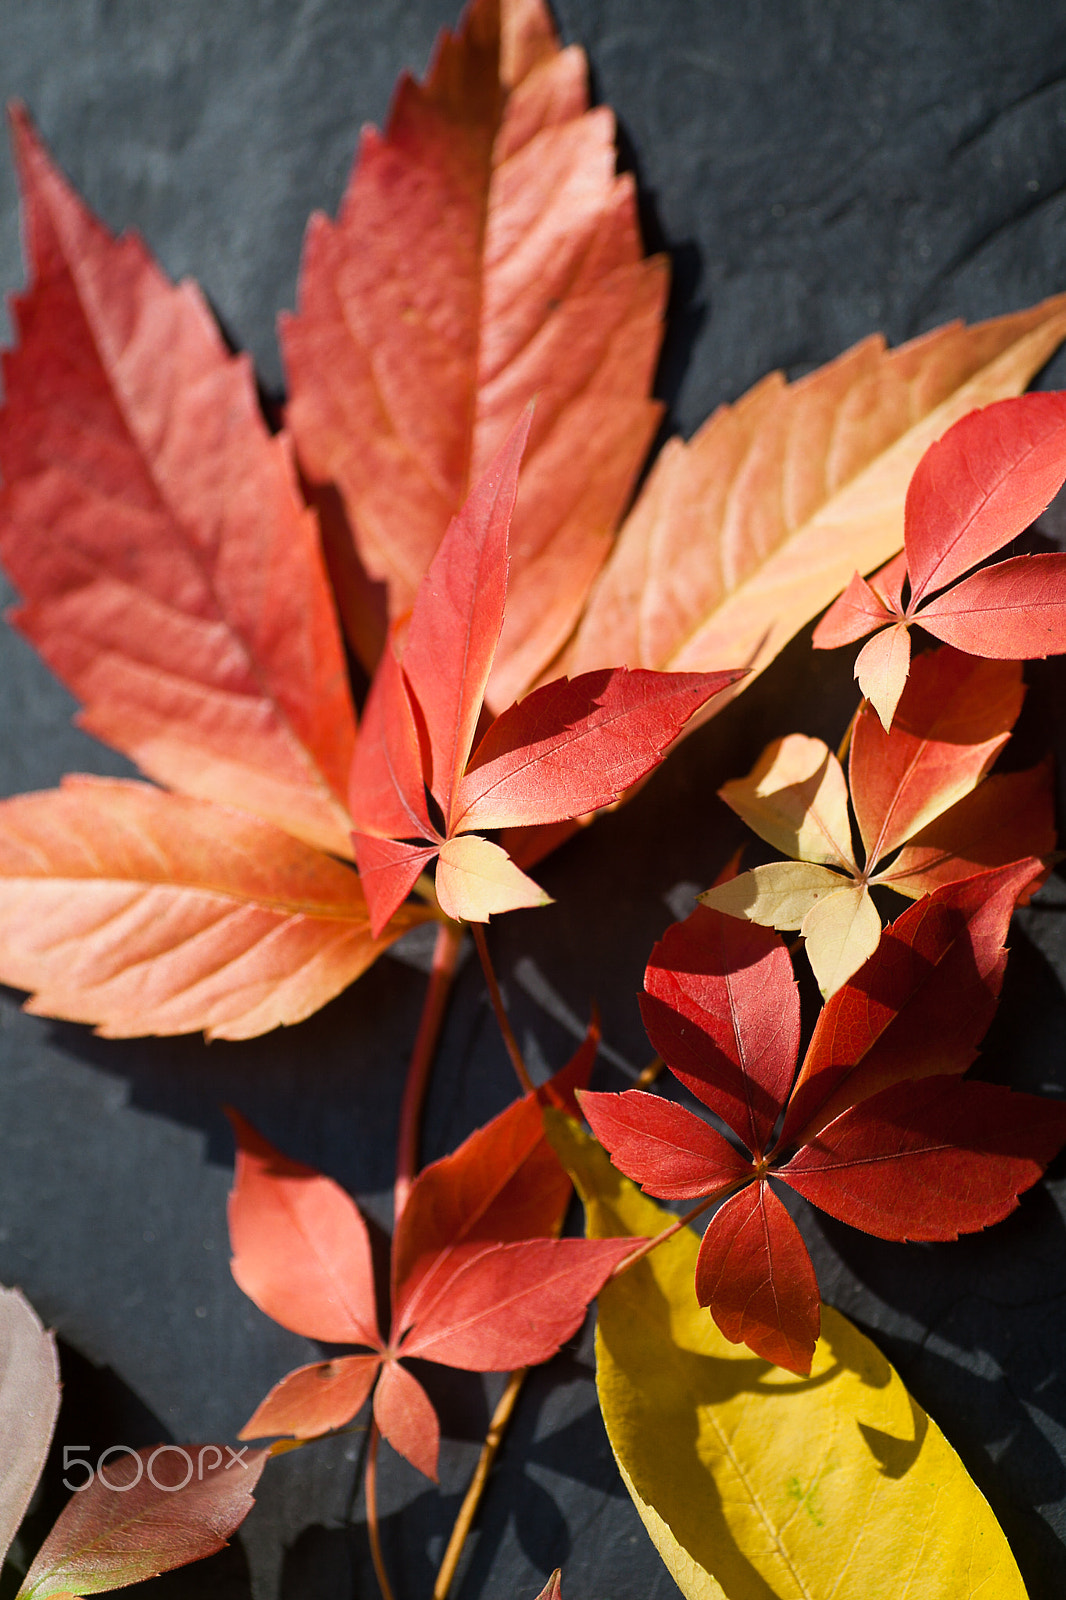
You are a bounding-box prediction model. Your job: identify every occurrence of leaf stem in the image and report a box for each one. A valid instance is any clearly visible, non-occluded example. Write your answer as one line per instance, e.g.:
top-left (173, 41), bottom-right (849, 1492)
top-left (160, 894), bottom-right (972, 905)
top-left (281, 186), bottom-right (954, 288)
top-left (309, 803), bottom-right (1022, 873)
top-left (836, 704), bottom-right (860, 765)
top-left (433, 1368), bottom-right (528, 1600)
top-left (365, 1420), bottom-right (397, 1600)
top-left (607, 1187), bottom-right (739, 1279)
top-left (472, 923), bottom-right (535, 1095)
top-left (394, 920), bottom-right (465, 1222)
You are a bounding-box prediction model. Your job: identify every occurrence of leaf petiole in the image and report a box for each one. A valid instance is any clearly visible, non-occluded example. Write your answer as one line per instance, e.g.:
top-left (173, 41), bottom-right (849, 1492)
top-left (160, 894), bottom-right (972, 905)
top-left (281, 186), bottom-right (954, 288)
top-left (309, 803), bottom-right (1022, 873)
top-left (365, 1419), bottom-right (397, 1600)
top-left (433, 1368), bottom-right (528, 1600)
top-left (394, 921), bottom-right (465, 1222)
top-left (472, 923), bottom-right (535, 1095)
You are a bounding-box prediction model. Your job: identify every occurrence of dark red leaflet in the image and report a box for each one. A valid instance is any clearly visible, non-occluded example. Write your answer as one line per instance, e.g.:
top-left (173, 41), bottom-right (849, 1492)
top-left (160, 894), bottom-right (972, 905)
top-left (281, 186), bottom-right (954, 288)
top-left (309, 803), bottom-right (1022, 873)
top-left (579, 1089), bottom-right (753, 1200)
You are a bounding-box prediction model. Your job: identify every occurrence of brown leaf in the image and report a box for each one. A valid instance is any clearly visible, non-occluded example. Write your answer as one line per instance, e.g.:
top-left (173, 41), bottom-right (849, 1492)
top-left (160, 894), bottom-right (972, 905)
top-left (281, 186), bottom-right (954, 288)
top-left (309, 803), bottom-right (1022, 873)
top-left (0, 1287), bottom-right (59, 1569)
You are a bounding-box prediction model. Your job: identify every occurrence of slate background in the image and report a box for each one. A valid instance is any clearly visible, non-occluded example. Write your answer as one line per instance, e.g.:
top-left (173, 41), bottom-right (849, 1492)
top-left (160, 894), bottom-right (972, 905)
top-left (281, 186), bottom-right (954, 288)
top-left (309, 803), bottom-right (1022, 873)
top-left (1, 1), bottom-right (1066, 1597)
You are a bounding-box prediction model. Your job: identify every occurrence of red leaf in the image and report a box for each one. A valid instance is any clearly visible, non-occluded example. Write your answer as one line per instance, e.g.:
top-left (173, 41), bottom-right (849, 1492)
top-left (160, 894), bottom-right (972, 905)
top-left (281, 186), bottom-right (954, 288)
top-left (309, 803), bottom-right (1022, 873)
top-left (239, 1354), bottom-right (380, 1442)
top-left (880, 761), bottom-right (1056, 898)
top-left (694, 1182), bottom-right (820, 1376)
top-left (848, 647), bottom-right (1024, 864)
top-left (452, 666), bottom-right (742, 831)
top-left (579, 1088), bottom-right (752, 1199)
top-left (0, 108), bottom-right (357, 858)
top-left (398, 1235), bottom-right (635, 1369)
top-left (281, 0), bottom-right (666, 706)
top-left (351, 833), bottom-right (439, 940)
top-left (780, 1077), bottom-right (1066, 1240)
top-left (811, 568), bottom-right (896, 649)
top-left (641, 906), bottom-right (799, 1155)
top-left (916, 553), bottom-right (1066, 657)
top-left (780, 861), bottom-right (1041, 1146)
top-left (227, 1112), bottom-right (382, 1348)
top-left (905, 391), bottom-right (1066, 605)
top-left (373, 1359), bottom-right (441, 1482)
top-left (348, 628), bottom-right (434, 844)
top-left (18, 1442), bottom-right (266, 1597)
top-left (403, 414), bottom-right (530, 826)
top-left (393, 1044), bottom-right (598, 1338)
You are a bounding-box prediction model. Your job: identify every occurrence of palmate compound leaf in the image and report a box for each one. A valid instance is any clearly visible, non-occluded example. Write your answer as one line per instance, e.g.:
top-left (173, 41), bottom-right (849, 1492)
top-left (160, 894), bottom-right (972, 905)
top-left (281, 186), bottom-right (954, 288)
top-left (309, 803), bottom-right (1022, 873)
top-left (0, 778), bottom-right (429, 1040)
top-left (15, 1444), bottom-right (267, 1600)
top-left (0, 109), bottom-right (358, 859)
top-left (349, 417), bottom-right (741, 933)
top-left (548, 1114), bottom-right (1029, 1600)
top-left (282, 0), bottom-right (667, 706)
top-left (582, 866), bottom-right (1066, 1373)
top-left (0, 1286), bottom-right (59, 1570)
top-left (703, 646), bottom-right (1053, 994)
top-left (816, 392), bottom-right (1066, 724)
top-left (230, 1034), bottom-right (635, 1480)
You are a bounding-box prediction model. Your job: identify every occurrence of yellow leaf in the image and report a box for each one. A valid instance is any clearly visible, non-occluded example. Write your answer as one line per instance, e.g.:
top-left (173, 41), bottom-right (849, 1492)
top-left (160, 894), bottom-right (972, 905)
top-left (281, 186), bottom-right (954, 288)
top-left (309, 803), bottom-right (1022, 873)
top-left (566, 297), bottom-right (1066, 701)
top-left (719, 736), bottom-right (856, 870)
top-left (699, 861), bottom-right (848, 930)
top-left (800, 881), bottom-right (882, 997)
top-left (855, 622), bottom-right (911, 730)
top-left (548, 1115), bottom-right (1027, 1600)
top-left (435, 834), bottom-right (550, 922)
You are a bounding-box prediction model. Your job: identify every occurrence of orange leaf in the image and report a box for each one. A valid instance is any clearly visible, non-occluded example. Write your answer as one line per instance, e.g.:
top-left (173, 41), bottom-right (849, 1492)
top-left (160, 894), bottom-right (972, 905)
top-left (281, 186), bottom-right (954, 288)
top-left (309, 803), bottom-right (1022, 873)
top-left (0, 109), bottom-right (357, 858)
top-left (0, 778), bottom-right (425, 1040)
top-left (282, 0), bottom-right (666, 705)
top-left (853, 621), bottom-right (911, 730)
top-left (566, 300), bottom-right (1066, 692)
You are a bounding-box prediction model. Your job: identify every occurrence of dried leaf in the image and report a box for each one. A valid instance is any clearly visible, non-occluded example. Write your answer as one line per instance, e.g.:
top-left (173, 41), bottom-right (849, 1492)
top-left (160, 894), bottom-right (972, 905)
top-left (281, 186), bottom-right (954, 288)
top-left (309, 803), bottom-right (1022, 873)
top-left (0, 109), bottom-right (357, 857)
top-left (0, 779), bottom-right (425, 1041)
top-left (566, 300), bottom-right (1066, 693)
top-left (17, 1444), bottom-right (267, 1598)
top-left (282, 0), bottom-right (666, 703)
top-left (0, 1287), bottom-right (59, 1569)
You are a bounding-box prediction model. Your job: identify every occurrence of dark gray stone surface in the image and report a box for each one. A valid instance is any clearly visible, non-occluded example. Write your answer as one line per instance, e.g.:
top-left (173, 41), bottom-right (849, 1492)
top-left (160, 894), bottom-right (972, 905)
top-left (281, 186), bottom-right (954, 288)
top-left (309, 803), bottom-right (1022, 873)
top-left (1, 2), bottom-right (1066, 1597)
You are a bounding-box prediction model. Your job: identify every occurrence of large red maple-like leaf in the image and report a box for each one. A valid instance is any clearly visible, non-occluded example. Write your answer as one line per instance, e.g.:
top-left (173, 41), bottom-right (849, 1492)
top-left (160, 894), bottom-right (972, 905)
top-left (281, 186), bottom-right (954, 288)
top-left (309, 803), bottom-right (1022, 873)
top-left (282, 0), bottom-right (667, 707)
top-left (582, 867), bottom-right (1066, 1375)
top-left (229, 1039), bottom-right (636, 1479)
top-left (815, 392), bottom-right (1066, 725)
top-left (0, 111), bottom-right (429, 1040)
top-left (348, 414), bottom-right (742, 932)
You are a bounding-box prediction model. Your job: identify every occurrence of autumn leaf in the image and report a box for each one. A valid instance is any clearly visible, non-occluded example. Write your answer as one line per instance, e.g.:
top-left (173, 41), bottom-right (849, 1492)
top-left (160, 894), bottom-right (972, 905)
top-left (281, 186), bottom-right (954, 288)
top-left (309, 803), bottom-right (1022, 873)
top-left (0, 112), bottom-right (436, 1041)
top-left (15, 1444), bottom-right (267, 1599)
top-left (581, 874), bottom-right (1066, 1374)
top-left (0, 1286), bottom-right (59, 1570)
top-left (550, 1114), bottom-right (1028, 1600)
top-left (282, 0), bottom-right (667, 706)
top-left (702, 645), bottom-right (1053, 993)
top-left (230, 1040), bottom-right (636, 1480)
top-left (816, 392), bottom-right (1066, 723)
top-left (0, 107), bottom-right (357, 859)
top-left (349, 415), bottom-right (741, 933)
top-left (564, 300), bottom-right (1066, 702)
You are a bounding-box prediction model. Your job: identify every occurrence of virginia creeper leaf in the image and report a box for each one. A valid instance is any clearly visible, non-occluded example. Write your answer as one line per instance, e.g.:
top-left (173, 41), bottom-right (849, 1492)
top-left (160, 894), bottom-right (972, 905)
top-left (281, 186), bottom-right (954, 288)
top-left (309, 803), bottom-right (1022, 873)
top-left (579, 1089), bottom-right (751, 1201)
top-left (240, 1355), bottom-right (380, 1444)
top-left (0, 1287), bottom-right (59, 1570)
top-left (551, 1114), bottom-right (1028, 1600)
top-left (566, 299), bottom-right (1066, 694)
top-left (0, 108), bottom-right (357, 858)
top-left (881, 761), bottom-right (1055, 897)
top-left (16, 1444), bottom-right (267, 1599)
top-left (282, 0), bottom-right (667, 704)
top-left (228, 1110), bottom-right (384, 1348)
top-left (849, 649), bottom-right (1023, 862)
top-left (698, 861), bottom-right (849, 932)
top-left (693, 1181), bottom-right (820, 1373)
top-left (853, 620), bottom-right (911, 729)
top-left (640, 906), bottom-right (799, 1155)
top-left (372, 1361), bottom-right (441, 1483)
top-left (796, 879), bottom-right (882, 998)
top-left (905, 390), bottom-right (1066, 604)
top-left (915, 552), bottom-right (1066, 656)
top-left (781, 1076), bottom-right (1066, 1240)
top-left (0, 778), bottom-right (424, 1041)
top-left (435, 833), bottom-right (551, 922)
top-left (717, 735), bottom-right (856, 871)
